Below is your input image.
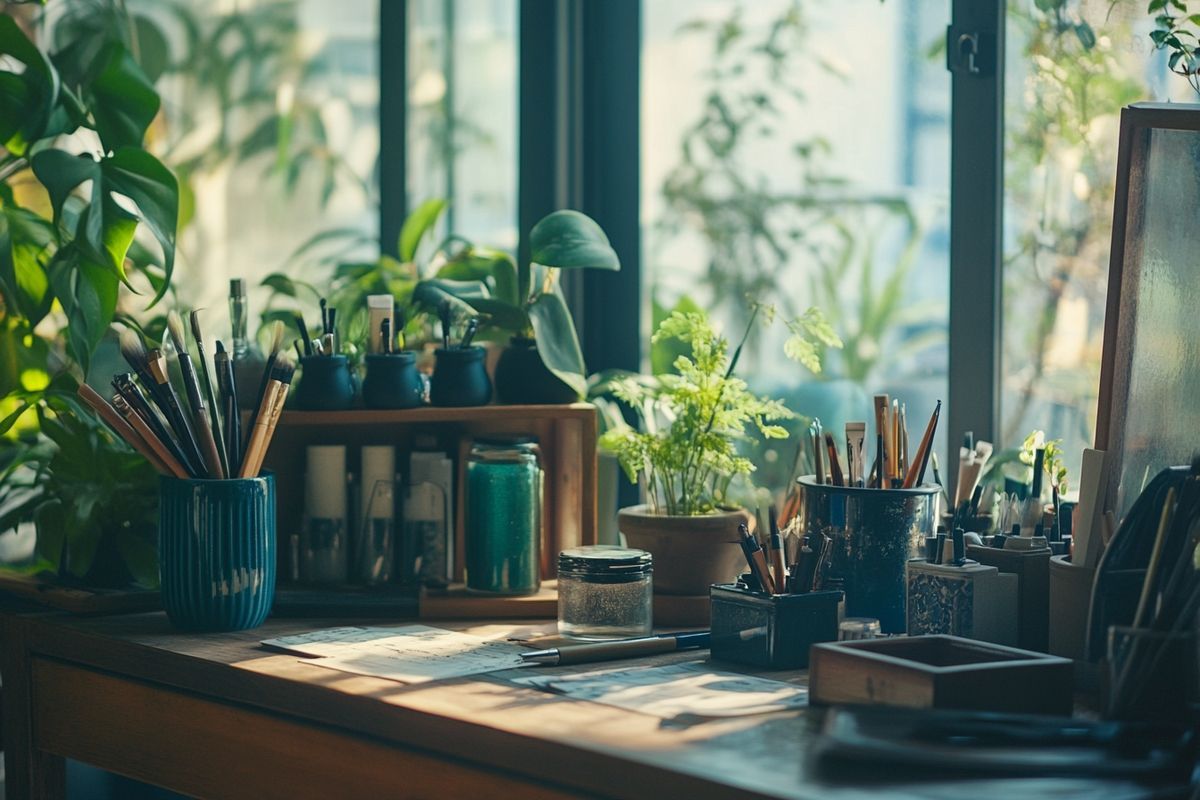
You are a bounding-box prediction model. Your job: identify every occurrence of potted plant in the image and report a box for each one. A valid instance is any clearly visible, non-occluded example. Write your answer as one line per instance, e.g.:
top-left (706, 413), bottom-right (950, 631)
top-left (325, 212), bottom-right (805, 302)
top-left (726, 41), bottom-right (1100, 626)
top-left (600, 304), bottom-right (840, 599)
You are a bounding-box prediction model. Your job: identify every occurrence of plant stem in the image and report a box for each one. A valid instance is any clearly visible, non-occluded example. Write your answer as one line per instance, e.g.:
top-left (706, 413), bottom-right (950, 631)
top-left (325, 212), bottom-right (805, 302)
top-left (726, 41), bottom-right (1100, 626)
top-left (0, 157), bottom-right (30, 184)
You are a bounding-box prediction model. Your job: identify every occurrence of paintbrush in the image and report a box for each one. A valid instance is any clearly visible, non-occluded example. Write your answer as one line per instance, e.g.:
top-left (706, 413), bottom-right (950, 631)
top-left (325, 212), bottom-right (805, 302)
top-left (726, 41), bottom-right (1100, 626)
top-left (439, 301), bottom-right (452, 350)
top-left (119, 329), bottom-right (206, 474)
top-left (240, 353), bottom-right (295, 478)
top-left (77, 384), bottom-right (171, 475)
top-left (213, 340), bottom-right (241, 473)
top-left (169, 311), bottom-right (224, 478)
top-left (296, 314), bottom-right (313, 357)
top-left (111, 393), bottom-right (191, 478)
top-left (189, 310), bottom-right (229, 476)
top-left (461, 316), bottom-right (479, 349)
top-left (768, 505), bottom-right (788, 593)
top-left (902, 400), bottom-right (942, 489)
top-left (111, 372), bottom-right (195, 474)
top-left (243, 320), bottom-right (285, 453)
top-left (381, 318), bottom-right (392, 355)
top-left (325, 307), bottom-right (337, 354)
top-left (824, 432), bottom-right (845, 487)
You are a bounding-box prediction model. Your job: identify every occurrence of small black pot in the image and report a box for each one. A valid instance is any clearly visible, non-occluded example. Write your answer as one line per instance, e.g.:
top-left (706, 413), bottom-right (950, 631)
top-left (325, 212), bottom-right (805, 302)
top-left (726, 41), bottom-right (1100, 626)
top-left (362, 352), bottom-right (425, 409)
top-left (294, 355), bottom-right (356, 411)
top-left (430, 346), bottom-right (492, 407)
top-left (494, 337), bottom-right (579, 405)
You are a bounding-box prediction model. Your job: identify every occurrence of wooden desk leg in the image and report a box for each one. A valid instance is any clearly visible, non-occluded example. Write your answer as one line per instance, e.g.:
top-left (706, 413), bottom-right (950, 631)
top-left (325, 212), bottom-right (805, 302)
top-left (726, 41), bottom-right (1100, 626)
top-left (1, 616), bottom-right (66, 799)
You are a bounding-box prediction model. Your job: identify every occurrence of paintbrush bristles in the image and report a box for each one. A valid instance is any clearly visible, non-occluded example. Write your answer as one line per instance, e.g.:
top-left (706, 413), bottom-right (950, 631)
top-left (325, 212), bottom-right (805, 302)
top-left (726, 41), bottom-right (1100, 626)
top-left (166, 310), bottom-right (187, 355)
top-left (270, 352), bottom-right (296, 384)
top-left (119, 328), bottom-right (149, 372)
top-left (268, 319), bottom-right (284, 357)
top-left (189, 309), bottom-right (204, 344)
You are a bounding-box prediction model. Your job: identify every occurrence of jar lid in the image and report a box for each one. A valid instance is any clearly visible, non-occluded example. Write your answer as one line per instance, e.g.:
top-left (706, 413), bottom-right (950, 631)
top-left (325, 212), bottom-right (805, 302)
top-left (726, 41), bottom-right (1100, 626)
top-left (559, 546), bottom-right (652, 578)
top-left (474, 435), bottom-right (538, 448)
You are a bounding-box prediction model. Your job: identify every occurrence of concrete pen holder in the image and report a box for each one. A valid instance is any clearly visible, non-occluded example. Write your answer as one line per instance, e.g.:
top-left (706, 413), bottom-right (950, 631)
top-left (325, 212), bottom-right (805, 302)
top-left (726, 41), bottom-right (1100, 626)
top-left (709, 583), bottom-right (841, 669)
top-left (159, 472), bottom-right (276, 632)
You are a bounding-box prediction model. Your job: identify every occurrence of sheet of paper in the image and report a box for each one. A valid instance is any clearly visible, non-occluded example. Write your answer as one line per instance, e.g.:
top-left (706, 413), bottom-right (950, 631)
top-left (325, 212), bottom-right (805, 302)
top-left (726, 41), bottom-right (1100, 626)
top-left (262, 625), bottom-right (528, 684)
top-left (512, 660), bottom-right (807, 720)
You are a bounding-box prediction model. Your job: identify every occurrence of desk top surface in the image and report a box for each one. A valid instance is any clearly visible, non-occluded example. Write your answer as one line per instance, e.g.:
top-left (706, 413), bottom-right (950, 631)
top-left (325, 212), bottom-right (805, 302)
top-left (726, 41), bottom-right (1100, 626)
top-left (6, 611), bottom-right (1161, 800)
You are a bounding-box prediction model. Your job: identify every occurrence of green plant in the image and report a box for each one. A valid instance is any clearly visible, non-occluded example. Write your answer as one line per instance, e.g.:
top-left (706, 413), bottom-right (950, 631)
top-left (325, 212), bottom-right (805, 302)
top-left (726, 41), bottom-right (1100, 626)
top-left (445, 209), bottom-right (619, 398)
top-left (1145, 0), bottom-right (1200, 94)
top-left (1020, 429), bottom-right (1069, 494)
top-left (600, 304), bottom-right (837, 516)
top-left (0, 4), bottom-right (178, 585)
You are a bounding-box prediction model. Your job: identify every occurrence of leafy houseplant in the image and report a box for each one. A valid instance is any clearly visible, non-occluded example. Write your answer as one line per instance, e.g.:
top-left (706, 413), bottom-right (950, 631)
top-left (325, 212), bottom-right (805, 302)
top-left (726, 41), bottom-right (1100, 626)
top-left (601, 305), bottom-right (839, 602)
top-left (0, 9), bottom-right (179, 586)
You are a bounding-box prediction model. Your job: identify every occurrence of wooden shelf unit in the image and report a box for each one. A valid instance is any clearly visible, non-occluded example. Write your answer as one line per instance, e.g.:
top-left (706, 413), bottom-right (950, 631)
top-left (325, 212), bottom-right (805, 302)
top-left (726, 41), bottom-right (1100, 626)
top-left (260, 403), bottom-right (598, 617)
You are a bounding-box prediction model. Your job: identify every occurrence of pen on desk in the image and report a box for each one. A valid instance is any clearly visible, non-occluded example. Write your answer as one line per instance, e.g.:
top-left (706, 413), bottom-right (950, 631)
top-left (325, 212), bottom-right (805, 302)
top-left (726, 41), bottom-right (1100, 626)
top-left (768, 505), bottom-right (788, 593)
top-left (520, 632), bottom-right (711, 666)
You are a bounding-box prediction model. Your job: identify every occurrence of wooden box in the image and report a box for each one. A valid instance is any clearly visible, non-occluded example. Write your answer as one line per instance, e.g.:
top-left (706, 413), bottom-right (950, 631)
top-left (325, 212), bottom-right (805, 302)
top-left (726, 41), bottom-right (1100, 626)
top-left (808, 635), bottom-right (1073, 716)
top-left (260, 404), bottom-right (598, 618)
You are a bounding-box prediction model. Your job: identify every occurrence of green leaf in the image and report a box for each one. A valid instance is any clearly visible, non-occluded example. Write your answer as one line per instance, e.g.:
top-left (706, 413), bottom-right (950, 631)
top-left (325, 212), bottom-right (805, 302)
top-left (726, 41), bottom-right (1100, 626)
top-left (526, 291), bottom-right (586, 398)
top-left (463, 297), bottom-right (531, 334)
top-left (398, 198), bottom-right (446, 262)
top-left (1074, 22), bottom-right (1097, 50)
top-left (30, 149), bottom-right (99, 228)
top-left (33, 498), bottom-right (66, 572)
top-left (103, 148), bottom-right (178, 304)
top-left (261, 273), bottom-right (316, 298)
top-left (115, 526), bottom-right (158, 588)
top-left (47, 246), bottom-right (119, 373)
top-left (529, 210), bottom-right (620, 272)
top-left (0, 15), bottom-right (60, 155)
top-left (0, 207), bottom-right (55, 325)
top-left (411, 278), bottom-right (491, 315)
top-left (89, 43), bottom-right (161, 149)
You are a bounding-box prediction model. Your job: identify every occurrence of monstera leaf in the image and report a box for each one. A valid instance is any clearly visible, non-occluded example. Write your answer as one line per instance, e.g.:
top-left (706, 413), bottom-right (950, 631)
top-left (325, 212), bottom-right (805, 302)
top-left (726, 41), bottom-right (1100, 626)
top-left (0, 15), bottom-right (60, 156)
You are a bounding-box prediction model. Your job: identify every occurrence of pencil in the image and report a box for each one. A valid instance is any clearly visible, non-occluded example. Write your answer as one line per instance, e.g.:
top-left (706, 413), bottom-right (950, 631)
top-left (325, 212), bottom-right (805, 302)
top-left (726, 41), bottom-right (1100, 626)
top-left (902, 400), bottom-right (942, 489)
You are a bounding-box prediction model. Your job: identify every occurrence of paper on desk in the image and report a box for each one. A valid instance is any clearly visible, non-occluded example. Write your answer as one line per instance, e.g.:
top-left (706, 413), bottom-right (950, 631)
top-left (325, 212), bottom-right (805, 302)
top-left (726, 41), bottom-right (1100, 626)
top-left (512, 660), bottom-right (807, 719)
top-left (262, 625), bottom-right (528, 684)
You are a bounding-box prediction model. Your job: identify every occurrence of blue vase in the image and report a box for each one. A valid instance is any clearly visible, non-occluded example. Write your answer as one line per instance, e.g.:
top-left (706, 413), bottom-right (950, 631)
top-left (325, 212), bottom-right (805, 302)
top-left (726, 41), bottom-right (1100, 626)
top-left (159, 473), bottom-right (276, 632)
top-left (363, 352), bottom-right (425, 409)
top-left (431, 346), bottom-right (492, 407)
top-left (294, 355), bottom-right (356, 410)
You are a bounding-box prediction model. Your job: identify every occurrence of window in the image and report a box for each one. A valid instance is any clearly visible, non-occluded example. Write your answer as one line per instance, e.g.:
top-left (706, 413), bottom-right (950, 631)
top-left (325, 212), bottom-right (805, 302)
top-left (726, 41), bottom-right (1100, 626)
top-left (641, 0), bottom-right (951, 489)
top-left (408, 0), bottom-right (518, 251)
top-left (1001, 0), bottom-right (1193, 479)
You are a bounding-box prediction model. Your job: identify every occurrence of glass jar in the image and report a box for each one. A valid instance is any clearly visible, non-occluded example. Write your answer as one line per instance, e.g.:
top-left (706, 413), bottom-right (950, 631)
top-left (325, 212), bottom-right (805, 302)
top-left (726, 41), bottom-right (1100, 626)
top-left (465, 436), bottom-right (542, 595)
top-left (558, 546), bottom-right (653, 639)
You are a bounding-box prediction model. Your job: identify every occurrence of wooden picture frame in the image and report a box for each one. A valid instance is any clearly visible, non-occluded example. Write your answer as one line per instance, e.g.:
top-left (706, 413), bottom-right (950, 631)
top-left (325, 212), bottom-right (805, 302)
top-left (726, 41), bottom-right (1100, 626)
top-left (1095, 102), bottom-right (1200, 517)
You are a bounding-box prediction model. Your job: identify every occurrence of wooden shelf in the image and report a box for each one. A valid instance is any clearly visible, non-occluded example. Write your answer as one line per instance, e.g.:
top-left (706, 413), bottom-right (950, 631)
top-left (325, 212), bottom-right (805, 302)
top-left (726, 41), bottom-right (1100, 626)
top-left (261, 403), bottom-right (598, 618)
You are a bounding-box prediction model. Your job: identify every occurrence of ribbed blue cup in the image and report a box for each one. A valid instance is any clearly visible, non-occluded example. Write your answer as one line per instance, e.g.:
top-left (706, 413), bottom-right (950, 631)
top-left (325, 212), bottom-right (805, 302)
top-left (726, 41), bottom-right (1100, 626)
top-left (159, 473), bottom-right (276, 632)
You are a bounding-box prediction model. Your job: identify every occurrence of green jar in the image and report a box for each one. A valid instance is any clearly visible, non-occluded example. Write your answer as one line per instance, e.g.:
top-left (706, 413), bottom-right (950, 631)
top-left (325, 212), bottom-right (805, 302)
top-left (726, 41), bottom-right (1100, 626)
top-left (465, 437), bottom-right (543, 595)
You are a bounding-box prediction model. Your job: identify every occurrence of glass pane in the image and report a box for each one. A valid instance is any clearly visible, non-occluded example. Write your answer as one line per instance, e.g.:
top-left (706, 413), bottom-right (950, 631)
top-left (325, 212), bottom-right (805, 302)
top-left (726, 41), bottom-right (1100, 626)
top-left (641, 0), bottom-right (951, 494)
top-left (1001, 1), bottom-right (1192, 479)
top-left (152, 0), bottom-right (379, 309)
top-left (408, 0), bottom-right (518, 250)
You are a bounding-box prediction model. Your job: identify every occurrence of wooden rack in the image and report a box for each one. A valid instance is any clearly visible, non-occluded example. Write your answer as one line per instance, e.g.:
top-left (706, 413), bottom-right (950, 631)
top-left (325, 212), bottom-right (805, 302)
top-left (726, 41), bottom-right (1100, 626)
top-left (260, 403), bottom-right (598, 618)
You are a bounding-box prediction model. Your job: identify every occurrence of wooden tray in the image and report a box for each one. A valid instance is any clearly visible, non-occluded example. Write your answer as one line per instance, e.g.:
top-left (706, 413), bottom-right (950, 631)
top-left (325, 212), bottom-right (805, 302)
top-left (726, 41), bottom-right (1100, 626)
top-left (808, 635), bottom-right (1073, 716)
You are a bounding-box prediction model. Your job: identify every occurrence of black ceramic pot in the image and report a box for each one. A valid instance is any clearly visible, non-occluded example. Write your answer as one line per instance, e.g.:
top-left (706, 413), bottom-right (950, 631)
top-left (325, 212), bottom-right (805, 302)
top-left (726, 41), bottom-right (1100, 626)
top-left (294, 355), bottom-right (356, 411)
top-left (494, 337), bottom-right (579, 405)
top-left (362, 352), bottom-right (424, 409)
top-left (430, 346), bottom-right (492, 407)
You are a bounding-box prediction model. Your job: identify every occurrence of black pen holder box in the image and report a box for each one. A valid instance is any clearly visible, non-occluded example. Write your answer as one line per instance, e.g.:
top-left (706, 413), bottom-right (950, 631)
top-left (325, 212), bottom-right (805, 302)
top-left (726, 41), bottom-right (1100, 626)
top-left (710, 584), bottom-right (842, 669)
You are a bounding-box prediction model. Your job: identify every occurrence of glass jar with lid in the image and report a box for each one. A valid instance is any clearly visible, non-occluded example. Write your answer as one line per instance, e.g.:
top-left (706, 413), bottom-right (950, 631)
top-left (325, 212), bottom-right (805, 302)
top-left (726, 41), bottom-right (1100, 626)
top-left (558, 546), bottom-right (653, 639)
top-left (465, 436), bottom-right (542, 595)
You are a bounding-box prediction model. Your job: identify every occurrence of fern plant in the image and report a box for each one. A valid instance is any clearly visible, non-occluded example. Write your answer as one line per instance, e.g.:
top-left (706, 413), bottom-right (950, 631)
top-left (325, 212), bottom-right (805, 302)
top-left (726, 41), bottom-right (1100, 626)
top-left (601, 304), bottom-right (839, 516)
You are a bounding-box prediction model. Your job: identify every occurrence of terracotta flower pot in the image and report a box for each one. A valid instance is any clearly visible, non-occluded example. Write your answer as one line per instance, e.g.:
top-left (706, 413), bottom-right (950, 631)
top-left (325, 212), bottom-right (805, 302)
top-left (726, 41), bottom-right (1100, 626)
top-left (617, 505), bottom-right (751, 596)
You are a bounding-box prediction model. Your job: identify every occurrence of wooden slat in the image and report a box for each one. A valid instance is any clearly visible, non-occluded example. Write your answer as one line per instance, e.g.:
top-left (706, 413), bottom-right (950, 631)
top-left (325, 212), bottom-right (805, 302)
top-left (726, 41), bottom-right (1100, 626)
top-left (33, 658), bottom-right (582, 800)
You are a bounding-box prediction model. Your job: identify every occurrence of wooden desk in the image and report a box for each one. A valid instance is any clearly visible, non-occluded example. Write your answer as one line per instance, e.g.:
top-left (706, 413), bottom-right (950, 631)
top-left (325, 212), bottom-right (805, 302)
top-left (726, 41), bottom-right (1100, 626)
top-left (0, 612), bottom-right (1160, 799)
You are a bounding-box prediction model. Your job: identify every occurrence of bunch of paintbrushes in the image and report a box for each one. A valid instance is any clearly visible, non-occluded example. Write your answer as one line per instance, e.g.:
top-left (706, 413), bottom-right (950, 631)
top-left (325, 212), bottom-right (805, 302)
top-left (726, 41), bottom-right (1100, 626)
top-left (77, 314), bottom-right (293, 480)
top-left (800, 397), bottom-right (941, 491)
top-left (294, 297), bottom-right (339, 358)
top-left (737, 506), bottom-right (833, 595)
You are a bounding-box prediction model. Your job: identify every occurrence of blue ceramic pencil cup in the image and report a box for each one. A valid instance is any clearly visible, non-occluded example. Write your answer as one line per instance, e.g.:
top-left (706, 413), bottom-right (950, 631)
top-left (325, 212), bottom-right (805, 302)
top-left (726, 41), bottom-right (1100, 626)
top-left (294, 355), bottom-right (356, 410)
top-left (431, 346), bottom-right (492, 407)
top-left (159, 473), bottom-right (276, 632)
top-left (363, 352), bottom-right (425, 409)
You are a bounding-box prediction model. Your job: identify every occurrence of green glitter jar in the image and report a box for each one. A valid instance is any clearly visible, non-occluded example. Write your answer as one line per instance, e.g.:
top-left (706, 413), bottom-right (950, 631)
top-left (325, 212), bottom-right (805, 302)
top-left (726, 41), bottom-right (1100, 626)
top-left (465, 436), bottom-right (543, 595)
